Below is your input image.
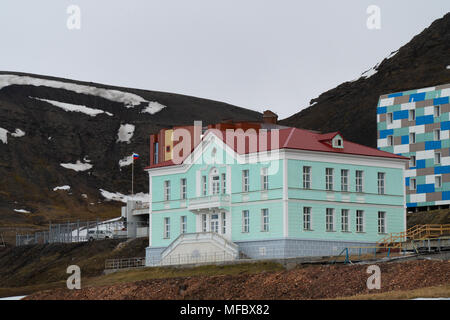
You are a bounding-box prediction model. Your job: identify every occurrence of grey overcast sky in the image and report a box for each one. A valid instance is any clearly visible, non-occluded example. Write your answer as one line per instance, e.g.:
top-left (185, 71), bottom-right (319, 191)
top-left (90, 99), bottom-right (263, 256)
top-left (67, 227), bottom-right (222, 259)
top-left (0, 1), bottom-right (449, 119)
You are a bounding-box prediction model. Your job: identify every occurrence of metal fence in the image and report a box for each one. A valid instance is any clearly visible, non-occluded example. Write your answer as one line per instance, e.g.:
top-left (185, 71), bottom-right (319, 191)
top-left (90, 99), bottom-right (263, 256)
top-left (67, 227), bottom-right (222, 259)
top-left (15, 219), bottom-right (148, 246)
top-left (105, 257), bottom-right (146, 270)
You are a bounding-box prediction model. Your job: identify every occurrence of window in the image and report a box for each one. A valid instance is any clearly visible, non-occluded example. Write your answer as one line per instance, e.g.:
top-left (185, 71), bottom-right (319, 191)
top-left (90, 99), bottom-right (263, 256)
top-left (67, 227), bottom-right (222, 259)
top-left (409, 110), bottom-right (415, 121)
top-left (355, 170), bottom-right (364, 193)
top-left (341, 209), bottom-right (349, 232)
top-left (261, 208), bottom-right (269, 232)
top-left (434, 105), bottom-right (441, 117)
top-left (180, 216), bottom-right (187, 234)
top-left (387, 112), bottom-right (393, 124)
top-left (164, 217), bottom-right (170, 238)
top-left (153, 142), bottom-right (159, 164)
top-left (303, 207), bottom-right (311, 231)
top-left (435, 152), bottom-right (441, 165)
top-left (210, 214), bottom-right (219, 233)
top-left (221, 212), bottom-right (226, 234)
top-left (181, 178), bottom-right (187, 200)
top-left (242, 170), bottom-right (249, 192)
top-left (387, 135), bottom-right (393, 146)
top-left (326, 168), bottom-right (334, 191)
top-left (356, 210), bottom-right (364, 233)
top-left (212, 175), bottom-right (220, 195)
top-left (303, 166), bottom-right (311, 189)
top-left (341, 169), bottom-right (349, 192)
top-left (221, 173), bottom-right (227, 194)
top-left (202, 175), bottom-right (207, 196)
top-left (201, 214), bottom-right (207, 232)
top-left (261, 168), bottom-right (269, 190)
top-left (326, 208), bottom-right (334, 232)
top-left (410, 155), bottom-right (416, 167)
top-left (410, 178), bottom-right (417, 191)
top-left (435, 175), bottom-right (442, 188)
top-left (409, 132), bottom-right (416, 144)
top-left (378, 211), bottom-right (386, 234)
top-left (242, 210), bottom-right (250, 233)
top-left (434, 129), bottom-right (441, 141)
top-left (377, 172), bottom-right (385, 195)
top-left (164, 180), bottom-right (170, 201)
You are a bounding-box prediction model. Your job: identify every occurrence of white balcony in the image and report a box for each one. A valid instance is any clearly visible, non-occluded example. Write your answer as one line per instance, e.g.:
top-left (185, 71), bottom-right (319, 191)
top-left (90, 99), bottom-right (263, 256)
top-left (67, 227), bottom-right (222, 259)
top-left (188, 194), bottom-right (230, 212)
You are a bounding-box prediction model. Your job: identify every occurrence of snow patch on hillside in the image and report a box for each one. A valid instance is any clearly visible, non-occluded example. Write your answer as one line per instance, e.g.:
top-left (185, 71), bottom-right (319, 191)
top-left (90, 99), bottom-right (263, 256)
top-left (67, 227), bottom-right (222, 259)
top-left (53, 185), bottom-right (71, 191)
top-left (447, 65), bottom-right (450, 70)
top-left (119, 154), bottom-right (134, 167)
top-left (32, 97), bottom-right (113, 117)
top-left (14, 209), bottom-right (30, 213)
top-left (142, 101), bottom-right (166, 114)
top-left (61, 160), bottom-right (93, 172)
top-left (0, 128), bottom-right (8, 144)
top-left (0, 74), bottom-right (148, 108)
top-left (11, 129), bottom-right (25, 137)
top-left (99, 189), bottom-right (149, 203)
top-left (359, 50), bottom-right (398, 80)
top-left (116, 124), bottom-right (135, 143)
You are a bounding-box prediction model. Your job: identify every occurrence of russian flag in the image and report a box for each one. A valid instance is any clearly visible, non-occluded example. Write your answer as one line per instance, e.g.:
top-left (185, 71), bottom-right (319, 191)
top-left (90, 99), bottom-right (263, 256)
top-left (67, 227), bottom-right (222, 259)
top-left (133, 153), bottom-right (139, 160)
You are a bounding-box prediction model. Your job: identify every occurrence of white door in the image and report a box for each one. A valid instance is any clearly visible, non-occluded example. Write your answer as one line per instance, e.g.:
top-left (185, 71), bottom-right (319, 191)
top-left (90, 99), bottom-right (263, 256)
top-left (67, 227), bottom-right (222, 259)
top-left (210, 214), bottom-right (219, 233)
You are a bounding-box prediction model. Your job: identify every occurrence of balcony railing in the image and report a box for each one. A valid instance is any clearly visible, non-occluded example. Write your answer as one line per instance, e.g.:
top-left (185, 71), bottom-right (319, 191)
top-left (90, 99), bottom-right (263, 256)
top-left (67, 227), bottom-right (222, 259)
top-left (188, 194), bottom-right (231, 211)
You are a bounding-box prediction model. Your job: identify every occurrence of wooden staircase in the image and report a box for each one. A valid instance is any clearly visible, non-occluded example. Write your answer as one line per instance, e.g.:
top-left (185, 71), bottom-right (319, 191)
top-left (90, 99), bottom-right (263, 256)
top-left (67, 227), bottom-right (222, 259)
top-left (377, 224), bottom-right (450, 249)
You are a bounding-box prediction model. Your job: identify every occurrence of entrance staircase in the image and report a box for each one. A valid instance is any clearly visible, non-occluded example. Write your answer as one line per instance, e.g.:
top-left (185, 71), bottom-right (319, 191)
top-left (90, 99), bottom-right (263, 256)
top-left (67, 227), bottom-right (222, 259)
top-left (377, 224), bottom-right (450, 249)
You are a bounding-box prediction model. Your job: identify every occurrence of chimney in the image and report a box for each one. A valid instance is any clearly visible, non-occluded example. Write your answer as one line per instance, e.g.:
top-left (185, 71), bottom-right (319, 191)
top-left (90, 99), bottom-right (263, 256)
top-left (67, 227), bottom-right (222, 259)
top-left (263, 110), bottom-right (278, 124)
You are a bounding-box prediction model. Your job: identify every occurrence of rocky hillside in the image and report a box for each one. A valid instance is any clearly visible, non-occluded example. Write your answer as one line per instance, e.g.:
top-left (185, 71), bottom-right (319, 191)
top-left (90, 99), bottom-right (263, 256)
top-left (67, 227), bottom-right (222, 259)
top-left (281, 12), bottom-right (450, 147)
top-left (0, 72), bottom-right (261, 228)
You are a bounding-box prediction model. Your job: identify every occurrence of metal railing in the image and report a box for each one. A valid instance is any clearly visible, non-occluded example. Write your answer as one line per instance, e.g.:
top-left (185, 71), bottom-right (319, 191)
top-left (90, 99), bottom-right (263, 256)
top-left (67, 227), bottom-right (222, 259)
top-left (377, 224), bottom-right (450, 249)
top-left (105, 257), bottom-right (146, 270)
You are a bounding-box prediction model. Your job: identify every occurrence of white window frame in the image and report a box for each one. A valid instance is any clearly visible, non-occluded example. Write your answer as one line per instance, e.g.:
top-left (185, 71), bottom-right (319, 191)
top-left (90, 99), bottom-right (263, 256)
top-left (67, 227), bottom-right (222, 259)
top-left (201, 214), bottom-right (207, 232)
top-left (378, 211), bottom-right (386, 234)
top-left (326, 208), bottom-right (334, 232)
top-left (180, 178), bottom-right (187, 200)
top-left (211, 175), bottom-right (220, 195)
top-left (341, 209), bottom-right (349, 232)
top-left (356, 210), bottom-right (364, 233)
top-left (261, 167), bottom-right (269, 191)
top-left (261, 208), bottom-right (269, 232)
top-left (163, 217), bottom-right (170, 238)
top-left (303, 166), bottom-right (311, 189)
top-left (221, 173), bottom-right (226, 194)
top-left (435, 152), bottom-right (441, 165)
top-left (410, 155), bottom-right (416, 168)
top-left (242, 170), bottom-right (249, 193)
top-left (435, 175), bottom-right (442, 188)
top-left (341, 169), bottom-right (349, 192)
top-left (409, 109), bottom-right (415, 121)
top-left (325, 168), bottom-right (334, 191)
top-left (242, 210), bottom-right (250, 233)
top-left (202, 175), bottom-right (207, 196)
top-left (355, 170), bottom-right (364, 193)
top-left (303, 207), bottom-right (311, 231)
top-left (387, 112), bottom-right (393, 124)
top-left (387, 135), bottom-right (393, 146)
top-left (410, 178), bottom-right (417, 191)
top-left (221, 212), bottom-right (226, 234)
top-left (434, 129), bottom-right (441, 141)
top-left (434, 105), bottom-right (441, 117)
top-left (409, 132), bottom-right (416, 144)
top-left (180, 216), bottom-right (187, 234)
top-left (164, 180), bottom-right (171, 201)
top-left (377, 172), bottom-right (385, 195)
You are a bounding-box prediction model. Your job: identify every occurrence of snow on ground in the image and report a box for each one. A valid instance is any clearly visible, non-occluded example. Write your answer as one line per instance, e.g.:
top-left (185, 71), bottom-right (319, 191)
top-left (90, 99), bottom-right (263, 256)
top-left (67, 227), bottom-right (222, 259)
top-left (0, 295), bottom-right (27, 300)
top-left (141, 101), bottom-right (166, 114)
top-left (358, 50), bottom-right (398, 80)
top-left (0, 74), bottom-right (148, 108)
top-left (61, 160), bottom-right (93, 172)
top-left (119, 154), bottom-right (134, 167)
top-left (447, 65), bottom-right (450, 70)
top-left (99, 189), bottom-right (149, 203)
top-left (14, 209), bottom-right (30, 213)
top-left (11, 129), bottom-right (25, 137)
top-left (32, 97), bottom-right (113, 117)
top-left (116, 124), bottom-right (135, 143)
top-left (53, 185), bottom-right (71, 191)
top-left (0, 127), bottom-right (8, 144)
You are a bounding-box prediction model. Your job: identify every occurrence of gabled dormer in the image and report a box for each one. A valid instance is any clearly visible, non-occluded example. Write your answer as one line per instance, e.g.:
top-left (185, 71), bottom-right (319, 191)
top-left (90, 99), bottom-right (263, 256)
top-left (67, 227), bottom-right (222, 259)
top-left (318, 132), bottom-right (344, 149)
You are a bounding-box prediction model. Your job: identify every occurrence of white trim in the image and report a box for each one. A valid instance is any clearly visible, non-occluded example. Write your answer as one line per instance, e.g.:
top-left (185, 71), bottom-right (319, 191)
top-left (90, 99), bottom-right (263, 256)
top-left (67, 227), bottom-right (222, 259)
top-left (283, 157), bottom-right (288, 237)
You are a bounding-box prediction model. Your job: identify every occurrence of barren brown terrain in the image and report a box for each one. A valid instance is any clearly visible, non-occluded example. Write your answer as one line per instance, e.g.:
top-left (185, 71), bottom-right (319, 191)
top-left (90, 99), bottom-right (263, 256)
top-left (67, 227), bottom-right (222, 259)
top-left (25, 259), bottom-right (450, 300)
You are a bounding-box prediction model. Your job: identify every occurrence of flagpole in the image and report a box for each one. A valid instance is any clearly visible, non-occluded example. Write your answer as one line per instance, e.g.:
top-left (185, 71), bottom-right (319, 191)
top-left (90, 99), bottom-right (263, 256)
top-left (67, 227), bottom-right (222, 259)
top-left (132, 155), bottom-right (134, 196)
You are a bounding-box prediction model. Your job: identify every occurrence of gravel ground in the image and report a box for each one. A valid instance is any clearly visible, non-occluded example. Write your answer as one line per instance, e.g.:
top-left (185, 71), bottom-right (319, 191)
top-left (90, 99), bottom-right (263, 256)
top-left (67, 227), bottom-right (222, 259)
top-left (25, 259), bottom-right (450, 300)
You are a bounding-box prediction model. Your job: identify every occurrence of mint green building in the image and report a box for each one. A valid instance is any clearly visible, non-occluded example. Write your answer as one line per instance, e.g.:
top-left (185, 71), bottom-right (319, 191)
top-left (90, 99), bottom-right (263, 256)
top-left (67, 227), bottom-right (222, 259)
top-left (144, 124), bottom-right (408, 265)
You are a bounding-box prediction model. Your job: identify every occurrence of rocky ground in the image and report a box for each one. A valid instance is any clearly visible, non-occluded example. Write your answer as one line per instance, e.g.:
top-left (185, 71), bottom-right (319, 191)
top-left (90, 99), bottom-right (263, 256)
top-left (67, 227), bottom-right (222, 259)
top-left (25, 259), bottom-right (450, 300)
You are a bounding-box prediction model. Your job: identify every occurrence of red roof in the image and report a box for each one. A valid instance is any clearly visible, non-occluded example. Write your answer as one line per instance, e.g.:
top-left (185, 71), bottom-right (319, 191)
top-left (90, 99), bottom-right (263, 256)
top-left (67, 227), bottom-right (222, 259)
top-left (145, 127), bottom-right (407, 169)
